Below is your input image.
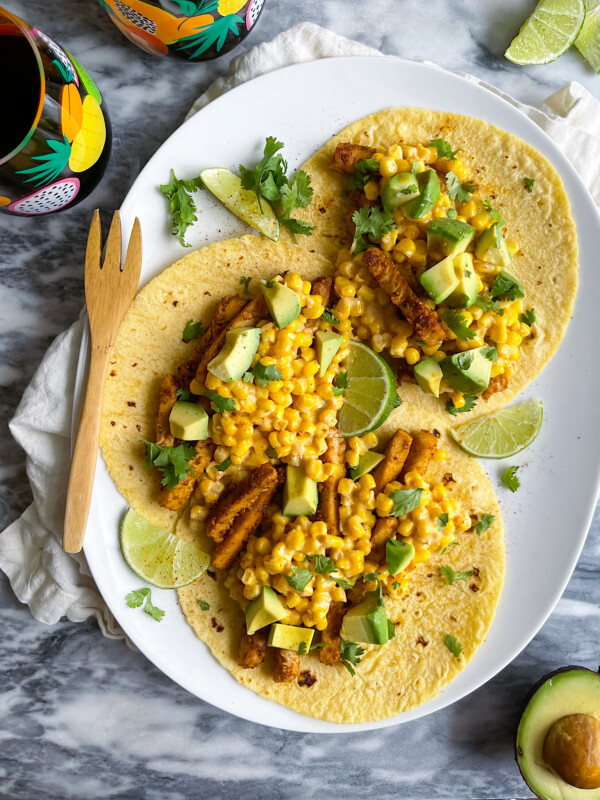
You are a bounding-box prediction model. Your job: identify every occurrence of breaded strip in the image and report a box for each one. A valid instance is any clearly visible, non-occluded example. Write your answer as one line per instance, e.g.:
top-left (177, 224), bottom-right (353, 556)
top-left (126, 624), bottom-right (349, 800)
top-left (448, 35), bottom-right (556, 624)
top-left (330, 143), bottom-right (376, 174)
top-left (238, 630), bottom-right (268, 669)
top-left (399, 429), bottom-right (438, 481)
top-left (178, 295), bottom-right (246, 386)
top-left (155, 374), bottom-right (178, 447)
top-left (273, 649), bottom-right (300, 683)
top-left (370, 517), bottom-right (398, 552)
top-left (317, 430), bottom-right (346, 537)
top-left (346, 580), bottom-right (368, 607)
top-left (482, 374), bottom-right (509, 401)
top-left (157, 441), bottom-right (214, 511)
top-left (303, 277), bottom-right (333, 336)
top-left (372, 429), bottom-right (413, 494)
top-left (318, 601), bottom-right (346, 666)
top-left (207, 463), bottom-right (282, 543)
top-left (362, 248), bottom-right (446, 346)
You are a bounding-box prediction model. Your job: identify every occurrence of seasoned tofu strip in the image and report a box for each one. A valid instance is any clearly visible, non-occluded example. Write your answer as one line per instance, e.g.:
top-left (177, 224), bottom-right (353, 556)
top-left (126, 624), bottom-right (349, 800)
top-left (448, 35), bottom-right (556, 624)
top-left (207, 463), bottom-right (282, 543)
top-left (157, 440), bottom-right (214, 511)
top-left (155, 374), bottom-right (178, 447)
top-left (273, 649), bottom-right (300, 683)
top-left (303, 276), bottom-right (333, 336)
top-left (482, 373), bottom-right (509, 401)
top-left (318, 601), bottom-right (346, 666)
top-left (346, 579), bottom-right (368, 607)
top-left (362, 248), bottom-right (446, 347)
top-left (399, 429), bottom-right (438, 481)
top-left (372, 429), bottom-right (413, 494)
top-left (317, 429), bottom-right (346, 537)
top-left (330, 143), bottom-right (376, 174)
top-left (370, 517), bottom-right (398, 554)
top-left (237, 630), bottom-right (268, 669)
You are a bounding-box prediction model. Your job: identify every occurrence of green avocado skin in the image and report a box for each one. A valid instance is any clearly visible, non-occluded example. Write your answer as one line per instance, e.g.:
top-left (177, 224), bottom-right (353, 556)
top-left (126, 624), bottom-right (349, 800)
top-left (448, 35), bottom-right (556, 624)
top-left (427, 218), bottom-right (475, 257)
top-left (403, 170), bottom-right (441, 219)
top-left (440, 349), bottom-right (492, 395)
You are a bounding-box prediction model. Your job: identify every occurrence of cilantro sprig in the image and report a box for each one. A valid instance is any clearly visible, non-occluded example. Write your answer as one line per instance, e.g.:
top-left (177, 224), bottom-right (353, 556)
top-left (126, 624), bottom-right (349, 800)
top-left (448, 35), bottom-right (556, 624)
top-left (284, 566), bottom-right (313, 592)
top-left (439, 566), bottom-right (473, 585)
top-left (240, 276), bottom-right (252, 295)
top-left (204, 391), bottom-right (236, 413)
top-left (520, 308), bottom-right (536, 326)
top-left (475, 513), bottom-right (495, 535)
top-left (524, 177), bottom-right (534, 193)
top-left (333, 371), bottom-right (348, 397)
top-left (141, 440), bottom-right (196, 489)
top-left (442, 309), bottom-right (476, 341)
top-left (388, 488), bottom-right (423, 517)
top-left (351, 205), bottom-right (395, 253)
top-left (437, 512), bottom-right (449, 529)
top-left (126, 588), bottom-right (165, 622)
top-left (474, 295), bottom-right (504, 316)
top-left (345, 157), bottom-right (380, 194)
top-left (197, 600), bottom-right (210, 611)
top-left (339, 640), bottom-right (365, 676)
top-left (446, 395), bottom-right (477, 416)
top-left (429, 138), bottom-right (460, 160)
top-left (444, 633), bottom-right (463, 657)
top-left (491, 271), bottom-right (525, 302)
top-left (322, 308), bottom-right (340, 325)
top-left (160, 170), bottom-right (204, 247)
top-left (502, 465), bottom-right (520, 492)
top-left (252, 362), bottom-right (283, 387)
top-left (183, 319), bottom-right (204, 342)
top-left (446, 171), bottom-right (475, 203)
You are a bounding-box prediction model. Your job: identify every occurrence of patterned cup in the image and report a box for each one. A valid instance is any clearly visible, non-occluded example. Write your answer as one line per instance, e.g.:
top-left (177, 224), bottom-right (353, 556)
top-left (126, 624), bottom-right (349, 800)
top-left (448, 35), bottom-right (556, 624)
top-left (97, 0), bottom-right (266, 60)
top-left (0, 8), bottom-right (111, 215)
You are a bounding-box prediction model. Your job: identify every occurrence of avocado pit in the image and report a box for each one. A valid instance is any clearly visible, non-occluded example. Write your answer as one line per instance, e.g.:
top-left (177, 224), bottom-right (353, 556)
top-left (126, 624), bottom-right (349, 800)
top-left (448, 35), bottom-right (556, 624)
top-left (543, 713), bottom-right (600, 790)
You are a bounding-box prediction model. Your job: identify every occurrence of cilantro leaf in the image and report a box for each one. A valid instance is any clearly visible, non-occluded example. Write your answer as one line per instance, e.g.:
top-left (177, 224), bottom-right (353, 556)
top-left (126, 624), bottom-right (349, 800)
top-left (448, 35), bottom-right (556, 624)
top-left (297, 640), bottom-right (308, 655)
top-left (309, 641), bottom-right (327, 652)
top-left (215, 457), bottom-right (231, 472)
top-left (502, 465), bottom-right (520, 492)
top-left (266, 446), bottom-right (278, 459)
top-left (490, 271), bottom-right (525, 301)
top-left (444, 633), bottom-right (462, 657)
top-left (279, 216), bottom-right (315, 239)
top-left (437, 512), bottom-right (449, 529)
top-left (252, 362), bottom-right (283, 387)
top-left (126, 588), bottom-right (150, 608)
top-left (442, 309), bottom-right (476, 340)
top-left (240, 276), bottom-right (252, 295)
top-left (446, 208), bottom-right (458, 219)
top-left (204, 391), bottom-right (236, 413)
top-left (362, 571), bottom-right (381, 582)
top-left (183, 319), bottom-right (204, 342)
top-left (339, 640), bottom-right (365, 676)
top-left (140, 439), bottom-right (196, 489)
top-left (176, 388), bottom-right (190, 402)
top-left (197, 600), bottom-right (210, 611)
top-left (322, 308), bottom-right (340, 325)
top-left (352, 206), bottom-right (395, 253)
top-left (474, 295), bottom-right (504, 316)
top-left (344, 157), bottom-right (380, 194)
top-left (160, 170), bottom-right (204, 247)
top-left (333, 371), bottom-right (348, 397)
top-left (440, 541), bottom-right (459, 555)
top-left (388, 488), bottom-right (423, 517)
top-left (288, 170), bottom-right (314, 209)
top-left (445, 395), bottom-right (477, 416)
top-left (439, 565), bottom-right (473, 585)
top-left (520, 308), bottom-right (536, 326)
top-left (242, 371), bottom-right (254, 383)
top-left (306, 554), bottom-right (336, 574)
top-left (446, 171), bottom-right (475, 203)
top-left (392, 581), bottom-right (402, 590)
top-left (429, 138), bottom-right (460, 160)
top-left (483, 197), bottom-right (505, 225)
top-left (481, 344), bottom-right (498, 362)
top-left (284, 566), bottom-right (313, 592)
top-left (475, 513), bottom-right (495, 535)
top-left (144, 595), bottom-right (165, 622)
top-left (334, 577), bottom-right (354, 590)
top-left (524, 177), bottom-right (534, 193)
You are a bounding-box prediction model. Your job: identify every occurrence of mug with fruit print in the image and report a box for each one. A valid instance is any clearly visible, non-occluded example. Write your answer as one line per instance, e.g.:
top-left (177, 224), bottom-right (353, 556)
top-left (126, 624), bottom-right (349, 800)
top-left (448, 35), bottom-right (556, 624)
top-left (0, 8), bottom-right (111, 216)
top-left (98, 0), bottom-right (266, 59)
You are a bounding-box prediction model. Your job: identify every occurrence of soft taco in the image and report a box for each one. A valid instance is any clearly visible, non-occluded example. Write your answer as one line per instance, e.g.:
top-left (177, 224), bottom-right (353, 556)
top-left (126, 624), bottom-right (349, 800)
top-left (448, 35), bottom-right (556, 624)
top-left (294, 108), bottom-right (578, 417)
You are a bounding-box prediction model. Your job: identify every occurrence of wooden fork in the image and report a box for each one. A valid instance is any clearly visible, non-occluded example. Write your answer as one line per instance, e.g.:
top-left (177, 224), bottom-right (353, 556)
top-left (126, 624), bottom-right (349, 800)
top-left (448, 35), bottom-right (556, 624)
top-left (63, 210), bottom-right (142, 554)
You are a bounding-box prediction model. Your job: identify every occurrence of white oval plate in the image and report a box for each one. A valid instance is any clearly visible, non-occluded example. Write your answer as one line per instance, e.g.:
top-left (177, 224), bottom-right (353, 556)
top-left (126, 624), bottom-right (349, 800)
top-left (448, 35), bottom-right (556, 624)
top-left (77, 56), bottom-right (600, 732)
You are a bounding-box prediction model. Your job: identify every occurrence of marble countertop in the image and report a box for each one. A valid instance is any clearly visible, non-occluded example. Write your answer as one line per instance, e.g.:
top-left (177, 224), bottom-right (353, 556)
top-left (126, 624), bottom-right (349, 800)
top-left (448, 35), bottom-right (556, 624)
top-left (2, 0), bottom-right (600, 798)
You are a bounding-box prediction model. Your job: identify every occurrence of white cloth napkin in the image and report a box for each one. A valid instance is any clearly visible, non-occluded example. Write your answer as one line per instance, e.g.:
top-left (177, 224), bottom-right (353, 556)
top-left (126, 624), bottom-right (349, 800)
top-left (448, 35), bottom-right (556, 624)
top-left (2, 22), bottom-right (599, 639)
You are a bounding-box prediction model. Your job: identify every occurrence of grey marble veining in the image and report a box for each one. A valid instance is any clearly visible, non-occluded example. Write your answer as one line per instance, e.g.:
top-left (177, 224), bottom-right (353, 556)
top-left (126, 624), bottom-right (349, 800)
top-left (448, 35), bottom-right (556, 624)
top-left (1, 1), bottom-right (600, 798)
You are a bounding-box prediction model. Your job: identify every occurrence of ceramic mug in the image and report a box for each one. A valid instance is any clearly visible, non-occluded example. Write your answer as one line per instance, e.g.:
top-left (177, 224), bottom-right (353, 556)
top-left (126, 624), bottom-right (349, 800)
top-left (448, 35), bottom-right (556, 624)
top-left (0, 8), bottom-right (111, 215)
top-left (97, 0), bottom-right (266, 60)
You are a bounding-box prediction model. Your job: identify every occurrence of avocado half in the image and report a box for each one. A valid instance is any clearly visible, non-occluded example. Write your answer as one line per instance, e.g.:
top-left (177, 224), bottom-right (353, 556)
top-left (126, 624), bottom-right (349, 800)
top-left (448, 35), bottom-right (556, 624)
top-left (516, 667), bottom-right (600, 800)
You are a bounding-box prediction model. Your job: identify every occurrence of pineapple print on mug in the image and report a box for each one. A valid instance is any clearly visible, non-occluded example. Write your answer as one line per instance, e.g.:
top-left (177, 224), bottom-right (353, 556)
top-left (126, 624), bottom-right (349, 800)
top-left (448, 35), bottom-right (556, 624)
top-left (97, 0), bottom-right (266, 60)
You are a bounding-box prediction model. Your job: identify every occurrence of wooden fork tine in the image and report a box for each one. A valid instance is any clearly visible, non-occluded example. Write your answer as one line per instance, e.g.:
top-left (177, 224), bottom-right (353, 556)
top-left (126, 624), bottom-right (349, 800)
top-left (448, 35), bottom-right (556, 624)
top-left (86, 209), bottom-right (102, 271)
top-left (102, 210), bottom-right (121, 273)
top-left (123, 218), bottom-right (142, 290)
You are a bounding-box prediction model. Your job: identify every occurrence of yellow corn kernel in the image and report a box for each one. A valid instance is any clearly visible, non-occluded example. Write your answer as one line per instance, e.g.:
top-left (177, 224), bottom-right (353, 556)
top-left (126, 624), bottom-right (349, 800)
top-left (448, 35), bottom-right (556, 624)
top-left (405, 347), bottom-right (420, 366)
top-left (433, 449), bottom-right (447, 462)
top-left (507, 239), bottom-right (519, 255)
top-left (376, 493), bottom-right (394, 516)
top-left (460, 200), bottom-right (477, 219)
top-left (452, 393), bottom-right (465, 409)
top-left (380, 157), bottom-right (398, 178)
top-left (364, 180), bottom-right (379, 201)
top-left (397, 238), bottom-right (416, 258)
top-left (451, 159), bottom-right (469, 181)
top-left (380, 230), bottom-right (399, 252)
top-left (470, 212), bottom-right (491, 231)
top-left (337, 478), bottom-right (354, 497)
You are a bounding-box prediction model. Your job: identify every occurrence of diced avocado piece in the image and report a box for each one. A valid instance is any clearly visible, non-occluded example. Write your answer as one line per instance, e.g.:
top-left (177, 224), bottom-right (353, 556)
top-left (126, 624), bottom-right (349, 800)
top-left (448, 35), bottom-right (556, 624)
top-left (282, 465), bottom-right (318, 517)
top-left (386, 539), bottom-right (415, 576)
top-left (381, 172), bottom-right (419, 212)
top-left (446, 253), bottom-right (479, 309)
top-left (315, 331), bottom-right (343, 377)
top-left (267, 623), bottom-right (314, 653)
top-left (351, 451), bottom-right (384, 480)
top-left (474, 223), bottom-right (512, 267)
top-left (403, 169), bottom-right (441, 219)
top-left (168, 401), bottom-right (209, 440)
top-left (419, 255), bottom-right (459, 303)
top-left (440, 348), bottom-right (492, 395)
top-left (340, 590), bottom-right (391, 645)
top-left (245, 586), bottom-right (286, 635)
top-left (413, 357), bottom-right (443, 398)
top-left (427, 218), bottom-right (475, 257)
top-left (261, 282), bottom-right (301, 329)
top-left (207, 327), bottom-right (260, 382)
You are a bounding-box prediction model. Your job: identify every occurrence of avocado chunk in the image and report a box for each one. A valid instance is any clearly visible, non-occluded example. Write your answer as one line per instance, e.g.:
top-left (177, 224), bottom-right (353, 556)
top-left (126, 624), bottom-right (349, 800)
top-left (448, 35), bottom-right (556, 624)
top-left (315, 331), bottom-right (344, 377)
top-left (267, 623), bottom-right (314, 653)
top-left (381, 172), bottom-right (419, 212)
top-left (245, 586), bottom-right (287, 635)
top-left (351, 451), bottom-right (384, 480)
top-left (413, 357), bottom-right (443, 398)
top-left (516, 667), bottom-right (600, 800)
top-left (386, 539), bottom-right (415, 575)
top-left (168, 401), bottom-right (209, 440)
top-left (282, 465), bottom-right (318, 517)
top-left (340, 590), bottom-right (394, 645)
top-left (207, 327), bottom-right (260, 382)
top-left (446, 253), bottom-right (479, 309)
top-left (419, 255), bottom-right (459, 303)
top-left (403, 169), bottom-right (441, 219)
top-left (474, 223), bottom-right (512, 267)
top-left (261, 281), bottom-right (301, 329)
top-left (440, 348), bottom-right (492, 395)
top-left (427, 218), bottom-right (475, 257)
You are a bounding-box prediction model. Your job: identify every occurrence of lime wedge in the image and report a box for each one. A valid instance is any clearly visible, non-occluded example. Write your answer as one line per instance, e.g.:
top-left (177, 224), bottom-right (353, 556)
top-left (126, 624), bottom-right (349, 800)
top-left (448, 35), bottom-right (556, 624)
top-left (200, 167), bottom-right (279, 241)
top-left (575, 0), bottom-right (600, 72)
top-left (450, 398), bottom-right (543, 459)
top-left (338, 340), bottom-right (398, 437)
top-left (505, 0), bottom-right (585, 64)
top-left (120, 507), bottom-right (210, 589)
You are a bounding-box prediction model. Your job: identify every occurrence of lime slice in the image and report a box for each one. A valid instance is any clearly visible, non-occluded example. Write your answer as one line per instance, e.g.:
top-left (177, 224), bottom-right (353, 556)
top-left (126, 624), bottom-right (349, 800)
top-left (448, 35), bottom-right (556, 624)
top-left (120, 507), bottom-right (210, 589)
top-left (450, 398), bottom-right (543, 459)
top-left (575, 0), bottom-right (600, 72)
top-left (338, 340), bottom-right (398, 437)
top-left (200, 167), bottom-right (279, 241)
top-left (505, 0), bottom-right (585, 65)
